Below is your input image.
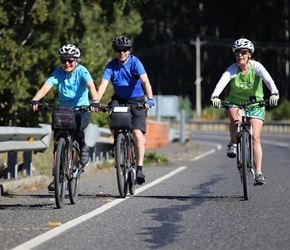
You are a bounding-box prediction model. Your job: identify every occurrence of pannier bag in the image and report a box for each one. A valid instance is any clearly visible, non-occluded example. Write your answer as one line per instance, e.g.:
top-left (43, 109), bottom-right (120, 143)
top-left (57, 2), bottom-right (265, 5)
top-left (52, 106), bottom-right (76, 131)
top-left (109, 106), bottom-right (132, 130)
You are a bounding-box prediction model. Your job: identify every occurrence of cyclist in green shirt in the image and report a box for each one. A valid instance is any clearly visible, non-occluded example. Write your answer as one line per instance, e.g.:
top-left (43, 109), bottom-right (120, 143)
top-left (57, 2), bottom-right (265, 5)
top-left (210, 38), bottom-right (279, 185)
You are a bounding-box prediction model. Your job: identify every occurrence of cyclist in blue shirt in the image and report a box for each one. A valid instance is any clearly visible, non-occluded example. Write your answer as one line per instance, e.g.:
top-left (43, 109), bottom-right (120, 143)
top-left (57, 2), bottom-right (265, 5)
top-left (96, 36), bottom-right (154, 185)
top-left (30, 44), bottom-right (99, 191)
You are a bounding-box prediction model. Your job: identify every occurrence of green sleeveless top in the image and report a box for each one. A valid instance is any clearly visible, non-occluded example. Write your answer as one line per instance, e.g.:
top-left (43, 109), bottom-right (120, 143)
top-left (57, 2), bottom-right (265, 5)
top-left (227, 65), bottom-right (264, 103)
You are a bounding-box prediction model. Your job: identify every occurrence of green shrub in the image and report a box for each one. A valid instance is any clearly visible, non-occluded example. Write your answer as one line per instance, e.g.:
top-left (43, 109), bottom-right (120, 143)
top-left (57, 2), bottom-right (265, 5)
top-left (203, 105), bottom-right (227, 120)
top-left (271, 97), bottom-right (290, 120)
top-left (144, 151), bottom-right (168, 166)
top-left (179, 96), bottom-right (193, 120)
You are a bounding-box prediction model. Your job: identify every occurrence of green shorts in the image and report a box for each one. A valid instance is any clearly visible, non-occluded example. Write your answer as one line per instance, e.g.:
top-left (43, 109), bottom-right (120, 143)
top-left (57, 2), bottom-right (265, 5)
top-left (227, 105), bottom-right (265, 121)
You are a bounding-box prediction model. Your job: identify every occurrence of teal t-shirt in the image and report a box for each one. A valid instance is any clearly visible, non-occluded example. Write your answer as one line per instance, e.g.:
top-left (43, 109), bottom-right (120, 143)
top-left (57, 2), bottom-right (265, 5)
top-left (46, 64), bottom-right (93, 106)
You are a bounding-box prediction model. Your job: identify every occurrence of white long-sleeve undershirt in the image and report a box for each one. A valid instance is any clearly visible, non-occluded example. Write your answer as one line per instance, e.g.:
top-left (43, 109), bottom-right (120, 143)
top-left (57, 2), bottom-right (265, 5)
top-left (210, 60), bottom-right (279, 99)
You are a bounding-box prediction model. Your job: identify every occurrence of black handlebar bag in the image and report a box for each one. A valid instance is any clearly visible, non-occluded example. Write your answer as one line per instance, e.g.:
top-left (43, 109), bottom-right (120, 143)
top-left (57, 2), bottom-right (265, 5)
top-left (109, 106), bottom-right (132, 130)
top-left (52, 106), bottom-right (76, 131)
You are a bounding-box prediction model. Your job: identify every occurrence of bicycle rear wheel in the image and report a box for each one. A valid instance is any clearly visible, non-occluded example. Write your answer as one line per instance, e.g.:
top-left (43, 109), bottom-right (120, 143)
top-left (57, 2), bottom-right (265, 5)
top-left (68, 143), bottom-right (81, 204)
top-left (115, 133), bottom-right (129, 198)
top-left (54, 137), bottom-right (67, 208)
top-left (241, 132), bottom-right (250, 200)
top-left (128, 139), bottom-right (136, 195)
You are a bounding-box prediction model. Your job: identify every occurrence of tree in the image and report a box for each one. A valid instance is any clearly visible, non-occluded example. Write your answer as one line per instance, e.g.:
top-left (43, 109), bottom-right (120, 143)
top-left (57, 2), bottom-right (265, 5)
top-left (0, 0), bottom-right (143, 126)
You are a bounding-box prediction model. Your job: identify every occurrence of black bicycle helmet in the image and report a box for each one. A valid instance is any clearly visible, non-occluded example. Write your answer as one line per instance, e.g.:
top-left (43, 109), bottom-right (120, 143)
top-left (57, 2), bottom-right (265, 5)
top-left (112, 36), bottom-right (132, 48)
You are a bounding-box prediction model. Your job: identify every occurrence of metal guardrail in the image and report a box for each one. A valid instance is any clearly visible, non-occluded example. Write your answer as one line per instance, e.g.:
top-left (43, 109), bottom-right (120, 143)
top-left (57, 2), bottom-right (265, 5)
top-left (0, 123), bottom-right (113, 180)
top-left (172, 120), bottom-right (290, 133)
top-left (0, 123), bottom-right (52, 152)
top-left (0, 124), bottom-right (52, 179)
top-left (84, 123), bottom-right (113, 162)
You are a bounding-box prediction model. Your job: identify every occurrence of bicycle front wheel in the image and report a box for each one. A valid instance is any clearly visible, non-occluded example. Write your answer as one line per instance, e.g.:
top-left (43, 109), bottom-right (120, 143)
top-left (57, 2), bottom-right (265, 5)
top-left (54, 137), bottom-right (67, 208)
top-left (241, 132), bottom-right (250, 200)
top-left (68, 143), bottom-right (81, 204)
top-left (115, 133), bottom-right (129, 198)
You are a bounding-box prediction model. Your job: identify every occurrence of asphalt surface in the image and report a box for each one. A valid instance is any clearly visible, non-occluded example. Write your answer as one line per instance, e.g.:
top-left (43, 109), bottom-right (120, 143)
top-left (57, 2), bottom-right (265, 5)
top-left (0, 141), bottom-right (213, 195)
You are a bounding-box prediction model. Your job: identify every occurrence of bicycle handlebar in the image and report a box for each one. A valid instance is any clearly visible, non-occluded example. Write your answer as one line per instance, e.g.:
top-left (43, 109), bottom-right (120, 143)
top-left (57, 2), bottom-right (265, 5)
top-left (99, 102), bottom-right (146, 113)
top-left (37, 103), bottom-right (91, 112)
top-left (221, 99), bottom-right (269, 109)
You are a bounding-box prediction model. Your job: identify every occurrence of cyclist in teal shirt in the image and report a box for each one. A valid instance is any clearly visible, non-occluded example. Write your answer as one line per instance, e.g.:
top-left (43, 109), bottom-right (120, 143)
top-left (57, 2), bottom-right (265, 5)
top-left (30, 44), bottom-right (99, 191)
top-left (46, 64), bottom-right (92, 106)
top-left (97, 36), bottom-right (154, 185)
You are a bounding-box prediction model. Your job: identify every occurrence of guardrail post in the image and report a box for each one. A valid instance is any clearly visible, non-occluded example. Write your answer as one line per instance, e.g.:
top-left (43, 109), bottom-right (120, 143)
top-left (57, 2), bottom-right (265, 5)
top-left (96, 144), bottom-right (104, 161)
top-left (89, 147), bottom-right (96, 163)
top-left (7, 151), bottom-right (17, 179)
top-left (179, 109), bottom-right (186, 144)
top-left (23, 151), bottom-right (32, 176)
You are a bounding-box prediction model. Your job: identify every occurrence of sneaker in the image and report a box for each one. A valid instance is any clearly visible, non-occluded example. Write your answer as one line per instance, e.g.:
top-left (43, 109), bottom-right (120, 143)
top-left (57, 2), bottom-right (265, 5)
top-left (136, 170), bottom-right (145, 185)
top-left (80, 145), bottom-right (90, 166)
top-left (227, 141), bottom-right (237, 158)
top-left (254, 173), bottom-right (266, 186)
top-left (47, 180), bottom-right (55, 192)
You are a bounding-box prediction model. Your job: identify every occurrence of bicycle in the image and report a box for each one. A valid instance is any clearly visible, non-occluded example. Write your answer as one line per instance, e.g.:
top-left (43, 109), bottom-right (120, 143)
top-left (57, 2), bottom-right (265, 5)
top-left (100, 103), bottom-right (145, 198)
top-left (38, 103), bottom-right (90, 208)
top-left (221, 99), bottom-right (268, 200)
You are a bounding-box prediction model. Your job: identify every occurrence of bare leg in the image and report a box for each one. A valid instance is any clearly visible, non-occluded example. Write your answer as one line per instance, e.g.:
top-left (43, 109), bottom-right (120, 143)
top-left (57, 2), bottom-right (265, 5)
top-left (132, 129), bottom-right (145, 166)
top-left (227, 108), bottom-right (240, 143)
top-left (250, 118), bottom-right (264, 173)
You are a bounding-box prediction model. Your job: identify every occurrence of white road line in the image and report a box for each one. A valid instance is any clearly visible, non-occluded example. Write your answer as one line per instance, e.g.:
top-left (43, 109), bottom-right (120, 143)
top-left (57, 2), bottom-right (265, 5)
top-left (192, 136), bottom-right (289, 148)
top-left (134, 166), bottom-right (187, 195)
top-left (262, 140), bottom-right (289, 148)
top-left (189, 141), bottom-right (222, 161)
top-left (193, 140), bottom-right (223, 149)
top-left (190, 149), bottom-right (217, 161)
top-left (11, 166), bottom-right (187, 250)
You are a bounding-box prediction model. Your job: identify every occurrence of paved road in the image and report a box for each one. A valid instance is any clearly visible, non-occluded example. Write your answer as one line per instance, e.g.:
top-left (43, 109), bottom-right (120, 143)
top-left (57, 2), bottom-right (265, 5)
top-left (1, 131), bottom-right (290, 250)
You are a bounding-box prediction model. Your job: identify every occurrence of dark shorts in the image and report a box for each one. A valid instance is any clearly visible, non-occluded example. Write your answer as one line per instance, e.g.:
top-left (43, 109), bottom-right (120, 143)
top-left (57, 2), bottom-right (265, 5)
top-left (109, 94), bottom-right (147, 133)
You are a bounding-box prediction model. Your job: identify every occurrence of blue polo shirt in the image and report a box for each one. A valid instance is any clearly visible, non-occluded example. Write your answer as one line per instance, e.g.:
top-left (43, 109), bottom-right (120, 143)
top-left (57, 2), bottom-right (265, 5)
top-left (46, 64), bottom-right (93, 106)
top-left (102, 55), bottom-right (146, 100)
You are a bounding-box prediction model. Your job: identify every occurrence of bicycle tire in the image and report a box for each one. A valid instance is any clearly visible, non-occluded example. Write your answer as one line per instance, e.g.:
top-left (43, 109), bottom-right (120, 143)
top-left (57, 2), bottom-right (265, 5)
top-left (241, 131), bottom-right (250, 200)
top-left (115, 133), bottom-right (129, 198)
top-left (68, 143), bottom-right (81, 204)
top-left (128, 138), bottom-right (136, 195)
top-left (54, 137), bottom-right (67, 208)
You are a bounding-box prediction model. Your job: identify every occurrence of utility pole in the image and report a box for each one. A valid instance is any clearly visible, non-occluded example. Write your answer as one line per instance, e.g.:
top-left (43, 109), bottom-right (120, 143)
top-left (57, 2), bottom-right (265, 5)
top-left (190, 35), bottom-right (206, 119)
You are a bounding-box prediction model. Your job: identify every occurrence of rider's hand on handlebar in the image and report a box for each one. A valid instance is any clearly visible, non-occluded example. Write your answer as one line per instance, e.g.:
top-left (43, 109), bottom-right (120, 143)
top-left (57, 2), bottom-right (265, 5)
top-left (211, 96), bottom-right (221, 109)
top-left (29, 99), bottom-right (39, 111)
top-left (269, 94), bottom-right (279, 107)
top-left (90, 100), bottom-right (100, 112)
top-left (146, 98), bottom-right (155, 108)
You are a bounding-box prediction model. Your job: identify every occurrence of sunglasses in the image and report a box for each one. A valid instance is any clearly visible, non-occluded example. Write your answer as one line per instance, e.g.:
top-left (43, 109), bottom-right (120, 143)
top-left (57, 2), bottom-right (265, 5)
top-left (235, 49), bottom-right (248, 56)
top-left (115, 48), bottom-right (129, 53)
top-left (60, 59), bottom-right (76, 64)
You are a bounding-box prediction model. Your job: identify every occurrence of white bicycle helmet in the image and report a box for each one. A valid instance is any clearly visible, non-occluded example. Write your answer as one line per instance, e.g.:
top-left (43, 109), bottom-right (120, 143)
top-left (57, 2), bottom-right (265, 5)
top-left (59, 44), bottom-right (81, 57)
top-left (232, 38), bottom-right (255, 53)
top-left (112, 36), bottom-right (132, 48)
